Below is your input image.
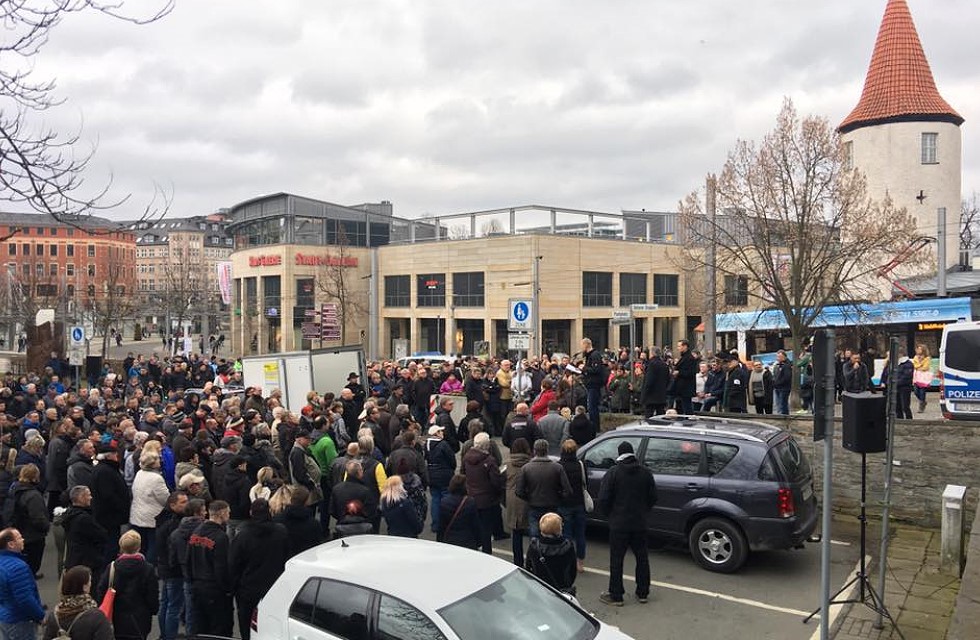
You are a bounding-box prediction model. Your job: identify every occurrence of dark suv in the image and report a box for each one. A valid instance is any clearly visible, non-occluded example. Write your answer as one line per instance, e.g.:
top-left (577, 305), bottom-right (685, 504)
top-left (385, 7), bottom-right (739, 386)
top-left (579, 415), bottom-right (817, 573)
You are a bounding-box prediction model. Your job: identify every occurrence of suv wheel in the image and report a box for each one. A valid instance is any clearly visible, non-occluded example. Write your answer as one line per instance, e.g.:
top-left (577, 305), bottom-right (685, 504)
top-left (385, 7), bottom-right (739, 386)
top-left (688, 517), bottom-right (748, 573)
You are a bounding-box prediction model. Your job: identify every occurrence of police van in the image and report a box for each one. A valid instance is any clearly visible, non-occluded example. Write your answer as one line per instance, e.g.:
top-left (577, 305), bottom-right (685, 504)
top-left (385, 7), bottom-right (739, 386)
top-left (939, 320), bottom-right (980, 420)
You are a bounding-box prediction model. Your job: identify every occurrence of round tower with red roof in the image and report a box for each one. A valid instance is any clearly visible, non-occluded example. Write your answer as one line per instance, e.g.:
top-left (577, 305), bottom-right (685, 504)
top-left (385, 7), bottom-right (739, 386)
top-left (839, 0), bottom-right (963, 266)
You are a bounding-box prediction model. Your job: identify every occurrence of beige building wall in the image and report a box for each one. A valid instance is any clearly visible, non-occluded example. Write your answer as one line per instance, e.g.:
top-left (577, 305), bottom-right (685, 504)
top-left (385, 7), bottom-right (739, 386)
top-left (843, 120), bottom-right (962, 268)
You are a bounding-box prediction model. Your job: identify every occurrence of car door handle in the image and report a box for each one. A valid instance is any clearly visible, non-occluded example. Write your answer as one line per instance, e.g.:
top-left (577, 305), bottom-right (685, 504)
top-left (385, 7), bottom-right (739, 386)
top-left (686, 483), bottom-right (701, 491)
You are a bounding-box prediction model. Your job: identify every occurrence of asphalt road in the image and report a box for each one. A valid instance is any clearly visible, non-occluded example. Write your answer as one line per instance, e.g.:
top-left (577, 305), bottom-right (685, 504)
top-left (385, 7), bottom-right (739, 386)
top-left (32, 518), bottom-right (862, 640)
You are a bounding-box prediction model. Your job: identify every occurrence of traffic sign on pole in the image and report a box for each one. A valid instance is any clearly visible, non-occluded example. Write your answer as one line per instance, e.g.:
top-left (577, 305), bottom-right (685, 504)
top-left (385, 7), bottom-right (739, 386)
top-left (611, 309), bottom-right (632, 325)
top-left (630, 303), bottom-right (660, 312)
top-left (508, 298), bottom-right (533, 332)
top-left (508, 333), bottom-right (531, 351)
top-left (69, 326), bottom-right (85, 347)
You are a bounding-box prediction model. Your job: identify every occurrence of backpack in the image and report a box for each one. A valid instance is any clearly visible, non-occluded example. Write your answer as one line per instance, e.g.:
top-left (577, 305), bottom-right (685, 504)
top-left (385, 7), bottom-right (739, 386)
top-left (0, 486), bottom-right (19, 528)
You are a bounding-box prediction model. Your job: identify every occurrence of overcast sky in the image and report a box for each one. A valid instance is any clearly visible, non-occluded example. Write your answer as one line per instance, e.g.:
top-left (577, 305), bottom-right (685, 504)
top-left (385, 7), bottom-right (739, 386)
top-left (29, 0), bottom-right (980, 220)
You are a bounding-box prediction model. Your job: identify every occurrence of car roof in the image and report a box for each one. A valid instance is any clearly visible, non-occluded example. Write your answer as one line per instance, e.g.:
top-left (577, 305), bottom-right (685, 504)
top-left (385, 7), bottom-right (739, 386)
top-left (615, 415), bottom-right (786, 444)
top-left (286, 536), bottom-right (516, 608)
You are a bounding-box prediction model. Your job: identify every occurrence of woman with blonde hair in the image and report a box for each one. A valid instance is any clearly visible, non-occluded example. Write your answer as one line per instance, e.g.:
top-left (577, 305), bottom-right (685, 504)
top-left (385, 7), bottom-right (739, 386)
top-left (129, 453), bottom-right (169, 563)
top-left (267, 483), bottom-right (294, 516)
top-left (250, 466), bottom-right (281, 502)
top-left (912, 344), bottom-right (932, 413)
top-left (95, 530), bottom-right (159, 640)
top-left (380, 475), bottom-right (423, 538)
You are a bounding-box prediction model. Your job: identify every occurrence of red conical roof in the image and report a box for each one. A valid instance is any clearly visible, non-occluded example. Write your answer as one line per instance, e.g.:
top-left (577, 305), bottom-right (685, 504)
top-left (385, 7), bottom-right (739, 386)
top-left (838, 0), bottom-right (963, 133)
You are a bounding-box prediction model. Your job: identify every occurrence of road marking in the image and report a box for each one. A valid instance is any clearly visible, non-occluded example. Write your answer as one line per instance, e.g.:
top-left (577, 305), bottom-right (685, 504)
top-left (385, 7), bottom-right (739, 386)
top-left (491, 548), bottom-right (817, 619)
top-left (806, 555), bottom-right (868, 640)
top-left (831, 540), bottom-right (852, 547)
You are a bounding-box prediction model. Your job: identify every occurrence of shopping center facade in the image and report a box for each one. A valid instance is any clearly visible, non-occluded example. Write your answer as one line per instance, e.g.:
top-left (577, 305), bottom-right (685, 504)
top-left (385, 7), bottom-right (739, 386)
top-left (227, 193), bottom-right (692, 359)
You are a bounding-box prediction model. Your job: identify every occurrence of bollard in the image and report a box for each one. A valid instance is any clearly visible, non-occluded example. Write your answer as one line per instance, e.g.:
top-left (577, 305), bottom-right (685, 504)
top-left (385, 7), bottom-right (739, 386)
top-left (942, 484), bottom-right (968, 576)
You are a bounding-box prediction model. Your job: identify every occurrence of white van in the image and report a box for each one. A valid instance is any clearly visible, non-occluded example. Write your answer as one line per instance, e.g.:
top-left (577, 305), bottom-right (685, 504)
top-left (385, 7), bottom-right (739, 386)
top-left (939, 320), bottom-right (980, 420)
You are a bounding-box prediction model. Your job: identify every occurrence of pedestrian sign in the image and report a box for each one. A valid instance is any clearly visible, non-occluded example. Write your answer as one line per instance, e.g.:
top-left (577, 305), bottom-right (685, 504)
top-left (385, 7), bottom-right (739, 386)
top-left (70, 326), bottom-right (85, 347)
top-left (508, 298), bottom-right (533, 332)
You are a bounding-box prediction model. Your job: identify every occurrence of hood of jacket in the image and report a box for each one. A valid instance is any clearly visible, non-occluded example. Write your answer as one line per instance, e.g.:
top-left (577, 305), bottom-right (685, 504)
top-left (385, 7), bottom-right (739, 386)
top-left (61, 505), bottom-right (92, 529)
top-left (279, 504), bottom-right (314, 522)
top-left (463, 446), bottom-right (491, 466)
top-left (509, 452), bottom-right (530, 469)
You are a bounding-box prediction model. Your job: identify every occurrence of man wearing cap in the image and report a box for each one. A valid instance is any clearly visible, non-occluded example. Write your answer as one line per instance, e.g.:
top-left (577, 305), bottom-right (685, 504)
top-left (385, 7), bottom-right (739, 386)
top-left (424, 425), bottom-right (455, 533)
top-left (90, 441), bottom-right (131, 563)
top-left (289, 429), bottom-right (322, 506)
top-left (597, 441), bottom-right (657, 606)
top-left (345, 372), bottom-right (366, 420)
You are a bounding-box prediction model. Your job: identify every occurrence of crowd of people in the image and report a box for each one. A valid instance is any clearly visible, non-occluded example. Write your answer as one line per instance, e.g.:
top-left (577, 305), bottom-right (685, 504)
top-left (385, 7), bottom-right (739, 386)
top-left (0, 335), bottom-right (930, 639)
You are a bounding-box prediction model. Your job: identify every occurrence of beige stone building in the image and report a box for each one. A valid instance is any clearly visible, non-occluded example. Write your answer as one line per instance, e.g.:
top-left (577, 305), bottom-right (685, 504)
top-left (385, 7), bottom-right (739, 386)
top-left (226, 196), bottom-right (690, 358)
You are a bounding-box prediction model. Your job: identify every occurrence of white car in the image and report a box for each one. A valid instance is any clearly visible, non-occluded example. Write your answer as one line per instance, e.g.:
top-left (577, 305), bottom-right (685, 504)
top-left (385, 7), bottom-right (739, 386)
top-left (253, 536), bottom-right (635, 640)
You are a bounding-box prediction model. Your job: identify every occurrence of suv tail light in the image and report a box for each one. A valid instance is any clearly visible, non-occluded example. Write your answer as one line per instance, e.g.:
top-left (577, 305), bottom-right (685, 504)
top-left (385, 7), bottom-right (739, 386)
top-left (777, 488), bottom-right (795, 518)
top-left (251, 607), bottom-right (258, 633)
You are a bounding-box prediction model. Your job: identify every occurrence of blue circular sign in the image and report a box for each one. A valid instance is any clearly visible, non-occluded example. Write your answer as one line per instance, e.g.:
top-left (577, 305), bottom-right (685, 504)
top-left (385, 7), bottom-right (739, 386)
top-left (513, 301), bottom-right (529, 322)
top-left (71, 327), bottom-right (84, 342)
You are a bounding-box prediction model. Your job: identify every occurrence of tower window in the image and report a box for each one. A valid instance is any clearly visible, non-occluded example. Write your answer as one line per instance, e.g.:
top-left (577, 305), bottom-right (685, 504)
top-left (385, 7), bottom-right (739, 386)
top-left (843, 141), bottom-right (853, 170)
top-left (921, 132), bottom-right (938, 165)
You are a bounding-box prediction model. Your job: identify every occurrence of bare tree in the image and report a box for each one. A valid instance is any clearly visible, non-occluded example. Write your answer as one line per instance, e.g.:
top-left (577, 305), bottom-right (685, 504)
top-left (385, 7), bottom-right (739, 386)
top-left (680, 99), bottom-right (921, 403)
top-left (85, 261), bottom-right (138, 358)
top-left (157, 257), bottom-right (201, 353)
top-left (480, 218), bottom-right (504, 236)
top-left (961, 193), bottom-right (980, 255)
top-left (315, 227), bottom-right (367, 345)
top-left (0, 1), bottom-right (173, 241)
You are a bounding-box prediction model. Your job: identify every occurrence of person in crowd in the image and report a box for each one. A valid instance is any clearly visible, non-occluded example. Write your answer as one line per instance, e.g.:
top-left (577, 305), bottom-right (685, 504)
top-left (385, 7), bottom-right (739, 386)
top-left (425, 424), bottom-right (456, 534)
top-left (169, 497), bottom-right (206, 637)
top-left (220, 455), bottom-right (252, 539)
top-left (505, 438), bottom-right (531, 567)
top-left (567, 405), bottom-right (595, 446)
top-left (250, 466), bottom-right (281, 503)
top-left (90, 443), bottom-right (131, 564)
top-left (502, 402), bottom-right (539, 449)
top-left (580, 338), bottom-right (605, 429)
top-left (63, 485), bottom-right (109, 578)
top-left (273, 486), bottom-right (323, 558)
top-left (45, 420), bottom-right (75, 516)
top-left (0, 528), bottom-right (46, 639)
top-left (66, 439), bottom-right (96, 491)
top-left (525, 512), bottom-right (578, 596)
top-left (95, 530), bottom-right (158, 640)
top-left (288, 428), bottom-right (322, 506)
top-left (558, 439), bottom-right (589, 573)
top-left (188, 500), bottom-right (233, 638)
top-left (14, 436), bottom-right (45, 490)
top-left (537, 401), bottom-right (570, 457)
top-left (529, 378), bottom-right (556, 422)
top-left (597, 441), bottom-right (657, 607)
top-left (155, 491), bottom-right (188, 640)
top-left (843, 352), bottom-right (871, 394)
top-left (129, 452), bottom-right (170, 563)
top-left (748, 360), bottom-right (774, 414)
top-left (882, 347), bottom-right (916, 420)
top-left (722, 355), bottom-right (748, 413)
top-left (380, 475), bottom-right (423, 538)
top-left (672, 339), bottom-right (698, 414)
top-left (231, 499), bottom-right (288, 640)
top-left (432, 396), bottom-right (460, 453)
top-left (771, 350), bottom-right (793, 415)
top-left (912, 344), bottom-right (932, 413)
top-left (330, 461), bottom-right (376, 538)
top-left (41, 566), bottom-right (113, 640)
top-left (437, 474), bottom-right (482, 550)
top-left (462, 432), bottom-right (506, 553)
top-left (515, 439), bottom-right (572, 539)
top-left (6, 464), bottom-right (49, 578)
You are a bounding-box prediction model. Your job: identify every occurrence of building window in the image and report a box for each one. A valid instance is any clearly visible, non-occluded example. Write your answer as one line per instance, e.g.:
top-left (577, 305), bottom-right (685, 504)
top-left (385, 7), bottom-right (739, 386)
top-left (921, 132), bottom-right (938, 164)
top-left (35, 244), bottom-right (43, 256)
top-left (22, 264), bottom-right (29, 278)
top-left (49, 263), bottom-right (57, 277)
top-left (67, 284), bottom-right (75, 297)
top-left (384, 275), bottom-right (410, 307)
top-left (653, 274), bottom-right (679, 306)
top-left (7, 244), bottom-right (14, 256)
top-left (49, 244), bottom-right (58, 256)
top-left (35, 263), bottom-right (44, 276)
top-left (87, 264), bottom-right (95, 278)
top-left (724, 275), bottom-right (749, 306)
top-left (843, 140), bottom-right (853, 170)
top-left (416, 273), bottom-right (445, 307)
top-left (619, 273), bottom-right (647, 307)
top-left (452, 272), bottom-right (484, 307)
top-left (87, 244), bottom-right (95, 257)
top-left (296, 277), bottom-right (315, 309)
top-left (21, 243), bottom-right (28, 255)
top-left (86, 284), bottom-right (95, 297)
top-left (66, 264), bottom-right (74, 277)
top-left (582, 271), bottom-right (613, 307)
top-left (36, 284), bottom-right (57, 297)
top-left (66, 245), bottom-right (74, 257)
top-left (262, 275), bottom-right (281, 316)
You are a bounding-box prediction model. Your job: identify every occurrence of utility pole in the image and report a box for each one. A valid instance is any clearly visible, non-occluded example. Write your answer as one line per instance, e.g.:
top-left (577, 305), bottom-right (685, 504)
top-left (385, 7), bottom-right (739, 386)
top-left (532, 255), bottom-right (542, 356)
top-left (705, 174), bottom-right (718, 355)
top-left (937, 207), bottom-right (947, 297)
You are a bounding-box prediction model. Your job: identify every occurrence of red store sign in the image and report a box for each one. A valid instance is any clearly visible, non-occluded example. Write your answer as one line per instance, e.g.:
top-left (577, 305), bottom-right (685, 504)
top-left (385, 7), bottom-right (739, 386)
top-left (295, 253), bottom-right (358, 267)
top-left (248, 255), bottom-right (282, 267)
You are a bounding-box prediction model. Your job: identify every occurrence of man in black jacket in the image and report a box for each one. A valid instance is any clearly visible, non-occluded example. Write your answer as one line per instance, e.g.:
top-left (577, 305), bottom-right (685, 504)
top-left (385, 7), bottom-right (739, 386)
top-left (329, 460), bottom-right (376, 538)
top-left (597, 441), bottom-right (657, 606)
top-left (156, 491), bottom-right (188, 640)
top-left (580, 338), bottom-right (605, 430)
top-left (640, 348), bottom-right (670, 416)
top-left (90, 444), bottom-right (131, 563)
top-left (701, 359), bottom-right (726, 412)
top-left (188, 499), bottom-right (233, 638)
top-left (220, 456), bottom-right (252, 539)
top-left (170, 498), bottom-right (206, 637)
top-left (62, 485), bottom-right (109, 577)
top-left (672, 340), bottom-right (698, 414)
top-left (515, 439), bottom-right (572, 539)
top-left (771, 350), bottom-right (793, 415)
top-left (231, 499), bottom-right (288, 640)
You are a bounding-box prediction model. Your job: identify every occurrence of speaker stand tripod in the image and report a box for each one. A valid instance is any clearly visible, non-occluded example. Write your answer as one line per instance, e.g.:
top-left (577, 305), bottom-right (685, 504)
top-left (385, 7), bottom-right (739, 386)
top-left (804, 453), bottom-right (904, 639)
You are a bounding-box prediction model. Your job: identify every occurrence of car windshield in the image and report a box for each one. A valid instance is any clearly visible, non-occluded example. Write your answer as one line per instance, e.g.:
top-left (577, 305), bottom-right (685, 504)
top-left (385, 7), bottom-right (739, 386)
top-left (772, 437), bottom-right (810, 483)
top-left (437, 570), bottom-right (598, 640)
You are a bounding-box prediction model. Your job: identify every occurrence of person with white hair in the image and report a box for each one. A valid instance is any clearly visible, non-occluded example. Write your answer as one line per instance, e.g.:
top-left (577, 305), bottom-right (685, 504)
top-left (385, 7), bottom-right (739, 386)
top-left (130, 453), bottom-right (170, 563)
top-left (462, 432), bottom-right (505, 554)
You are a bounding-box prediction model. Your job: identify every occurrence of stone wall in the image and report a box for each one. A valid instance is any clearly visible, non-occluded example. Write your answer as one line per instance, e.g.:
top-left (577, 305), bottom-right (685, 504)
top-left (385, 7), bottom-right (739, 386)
top-left (602, 413), bottom-right (980, 529)
top-left (948, 506), bottom-right (980, 639)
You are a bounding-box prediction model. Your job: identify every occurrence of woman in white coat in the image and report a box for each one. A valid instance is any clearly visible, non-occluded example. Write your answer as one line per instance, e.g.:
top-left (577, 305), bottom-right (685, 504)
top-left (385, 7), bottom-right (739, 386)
top-left (129, 452), bottom-right (171, 563)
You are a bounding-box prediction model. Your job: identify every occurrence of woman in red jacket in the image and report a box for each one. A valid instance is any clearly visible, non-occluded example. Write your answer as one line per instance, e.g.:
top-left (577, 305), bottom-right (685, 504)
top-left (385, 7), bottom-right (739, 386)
top-left (530, 378), bottom-right (556, 422)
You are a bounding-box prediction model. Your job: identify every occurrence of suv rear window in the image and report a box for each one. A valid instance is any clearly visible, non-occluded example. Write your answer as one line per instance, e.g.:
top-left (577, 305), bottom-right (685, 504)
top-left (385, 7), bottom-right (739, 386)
top-left (771, 437), bottom-right (810, 483)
